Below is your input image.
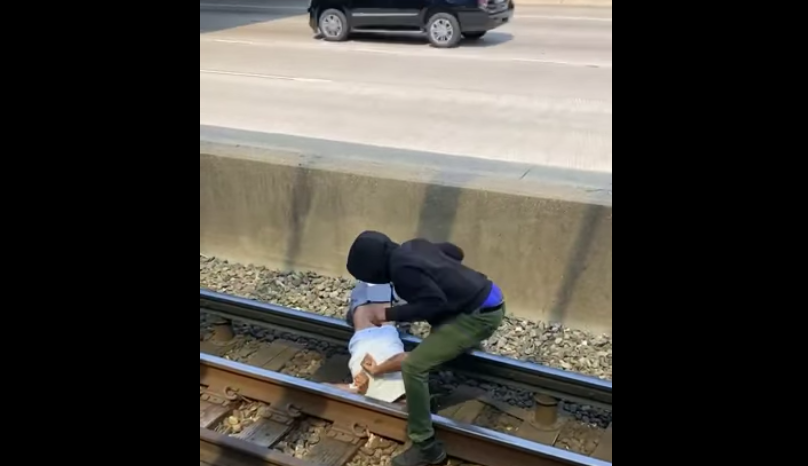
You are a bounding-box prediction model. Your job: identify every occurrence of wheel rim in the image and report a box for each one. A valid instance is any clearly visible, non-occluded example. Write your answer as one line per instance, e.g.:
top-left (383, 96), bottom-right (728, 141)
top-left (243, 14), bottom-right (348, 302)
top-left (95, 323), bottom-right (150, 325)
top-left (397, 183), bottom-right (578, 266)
top-left (321, 14), bottom-right (343, 38)
top-left (430, 18), bottom-right (454, 44)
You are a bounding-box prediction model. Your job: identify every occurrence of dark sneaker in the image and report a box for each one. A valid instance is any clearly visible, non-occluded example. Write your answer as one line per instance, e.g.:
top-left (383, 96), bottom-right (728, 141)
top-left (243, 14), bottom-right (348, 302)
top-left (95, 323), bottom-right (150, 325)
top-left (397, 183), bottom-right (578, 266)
top-left (430, 394), bottom-right (441, 413)
top-left (392, 438), bottom-right (447, 466)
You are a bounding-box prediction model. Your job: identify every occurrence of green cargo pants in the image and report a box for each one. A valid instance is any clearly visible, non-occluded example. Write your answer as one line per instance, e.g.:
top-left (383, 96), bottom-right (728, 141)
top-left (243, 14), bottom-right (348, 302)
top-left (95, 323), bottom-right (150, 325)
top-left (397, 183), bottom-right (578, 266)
top-left (401, 305), bottom-right (505, 443)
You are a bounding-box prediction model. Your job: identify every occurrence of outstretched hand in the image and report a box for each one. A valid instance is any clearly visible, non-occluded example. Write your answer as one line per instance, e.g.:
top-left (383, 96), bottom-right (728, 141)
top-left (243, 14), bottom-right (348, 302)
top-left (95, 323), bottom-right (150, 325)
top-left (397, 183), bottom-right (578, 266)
top-left (353, 371), bottom-right (369, 394)
top-left (362, 353), bottom-right (380, 375)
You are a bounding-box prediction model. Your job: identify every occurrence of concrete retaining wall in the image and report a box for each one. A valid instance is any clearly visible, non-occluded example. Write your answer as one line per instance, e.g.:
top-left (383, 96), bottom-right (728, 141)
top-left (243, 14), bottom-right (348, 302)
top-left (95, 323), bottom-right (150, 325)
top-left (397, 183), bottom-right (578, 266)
top-left (200, 127), bottom-right (612, 334)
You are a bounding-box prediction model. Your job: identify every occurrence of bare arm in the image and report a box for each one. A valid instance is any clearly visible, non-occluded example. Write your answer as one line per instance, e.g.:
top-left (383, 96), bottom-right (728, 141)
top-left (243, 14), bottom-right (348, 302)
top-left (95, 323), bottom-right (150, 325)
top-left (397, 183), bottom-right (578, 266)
top-left (325, 371), bottom-right (369, 394)
top-left (376, 352), bottom-right (408, 375)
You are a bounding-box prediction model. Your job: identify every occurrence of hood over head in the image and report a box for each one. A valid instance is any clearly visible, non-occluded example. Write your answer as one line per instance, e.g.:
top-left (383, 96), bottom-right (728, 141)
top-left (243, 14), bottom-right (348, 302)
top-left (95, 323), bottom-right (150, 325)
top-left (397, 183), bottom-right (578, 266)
top-left (346, 230), bottom-right (399, 284)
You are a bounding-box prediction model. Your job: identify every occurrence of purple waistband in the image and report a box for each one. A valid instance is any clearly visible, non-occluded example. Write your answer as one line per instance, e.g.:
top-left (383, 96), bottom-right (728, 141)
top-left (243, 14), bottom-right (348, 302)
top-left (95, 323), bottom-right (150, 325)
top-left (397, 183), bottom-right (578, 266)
top-left (481, 282), bottom-right (503, 308)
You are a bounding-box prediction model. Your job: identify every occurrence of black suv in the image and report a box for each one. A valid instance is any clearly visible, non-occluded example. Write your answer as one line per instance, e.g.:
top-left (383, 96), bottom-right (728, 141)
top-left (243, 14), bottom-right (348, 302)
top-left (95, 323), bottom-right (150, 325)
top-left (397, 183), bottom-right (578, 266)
top-left (308, 0), bottom-right (515, 48)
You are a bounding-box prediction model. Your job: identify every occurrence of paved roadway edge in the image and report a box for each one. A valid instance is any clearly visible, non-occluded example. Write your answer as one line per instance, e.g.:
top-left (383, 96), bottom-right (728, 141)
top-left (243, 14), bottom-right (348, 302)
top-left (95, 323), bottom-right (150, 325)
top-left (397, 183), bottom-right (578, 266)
top-left (199, 0), bottom-right (612, 12)
top-left (517, 0), bottom-right (611, 5)
top-left (200, 1), bottom-right (613, 11)
top-left (200, 125), bottom-right (612, 207)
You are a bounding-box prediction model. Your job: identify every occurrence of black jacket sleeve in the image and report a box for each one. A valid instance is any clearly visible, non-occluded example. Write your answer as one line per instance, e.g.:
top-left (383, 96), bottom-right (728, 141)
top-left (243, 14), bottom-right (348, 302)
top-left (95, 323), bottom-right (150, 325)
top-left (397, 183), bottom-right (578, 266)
top-left (385, 266), bottom-right (448, 323)
top-left (436, 242), bottom-right (464, 262)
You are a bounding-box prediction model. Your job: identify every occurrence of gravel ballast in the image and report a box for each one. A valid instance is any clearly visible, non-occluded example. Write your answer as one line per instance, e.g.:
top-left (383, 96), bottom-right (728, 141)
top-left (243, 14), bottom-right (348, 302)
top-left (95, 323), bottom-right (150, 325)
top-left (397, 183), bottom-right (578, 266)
top-left (200, 256), bottom-right (613, 382)
top-left (212, 398), bottom-right (483, 466)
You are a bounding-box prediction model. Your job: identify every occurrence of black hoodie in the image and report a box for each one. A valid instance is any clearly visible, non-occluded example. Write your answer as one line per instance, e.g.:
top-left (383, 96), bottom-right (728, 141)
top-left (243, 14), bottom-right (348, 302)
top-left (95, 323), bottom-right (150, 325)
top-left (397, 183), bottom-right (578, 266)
top-left (346, 231), bottom-right (493, 326)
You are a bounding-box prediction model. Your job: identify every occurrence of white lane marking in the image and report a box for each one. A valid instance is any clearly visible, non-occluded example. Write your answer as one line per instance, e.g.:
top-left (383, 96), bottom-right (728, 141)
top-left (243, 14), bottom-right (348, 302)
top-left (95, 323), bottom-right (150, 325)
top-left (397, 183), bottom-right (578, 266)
top-left (204, 37), bottom-right (612, 69)
top-left (517, 14), bottom-right (611, 22)
top-left (211, 39), bottom-right (256, 45)
top-left (199, 3), bottom-right (306, 10)
top-left (511, 57), bottom-right (610, 68)
top-left (200, 69), bottom-right (333, 83)
top-left (338, 44), bottom-right (612, 68)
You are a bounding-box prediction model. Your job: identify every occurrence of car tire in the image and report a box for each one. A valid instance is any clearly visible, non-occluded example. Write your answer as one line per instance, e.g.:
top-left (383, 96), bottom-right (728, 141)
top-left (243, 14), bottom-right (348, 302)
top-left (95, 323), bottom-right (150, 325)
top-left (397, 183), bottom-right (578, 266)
top-left (319, 9), bottom-right (349, 42)
top-left (463, 31), bottom-right (486, 40)
top-left (426, 12), bottom-right (462, 48)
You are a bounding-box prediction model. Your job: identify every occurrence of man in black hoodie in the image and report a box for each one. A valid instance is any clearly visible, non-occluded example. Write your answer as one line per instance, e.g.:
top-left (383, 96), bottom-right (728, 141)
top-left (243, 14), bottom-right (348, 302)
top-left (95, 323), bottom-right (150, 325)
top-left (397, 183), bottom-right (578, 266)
top-left (346, 230), bottom-right (505, 466)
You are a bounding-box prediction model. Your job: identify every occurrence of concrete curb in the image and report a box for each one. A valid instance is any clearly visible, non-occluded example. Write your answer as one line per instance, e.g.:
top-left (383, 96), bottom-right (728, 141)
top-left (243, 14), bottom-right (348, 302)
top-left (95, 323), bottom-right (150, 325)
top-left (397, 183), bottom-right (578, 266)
top-left (200, 126), bottom-right (612, 207)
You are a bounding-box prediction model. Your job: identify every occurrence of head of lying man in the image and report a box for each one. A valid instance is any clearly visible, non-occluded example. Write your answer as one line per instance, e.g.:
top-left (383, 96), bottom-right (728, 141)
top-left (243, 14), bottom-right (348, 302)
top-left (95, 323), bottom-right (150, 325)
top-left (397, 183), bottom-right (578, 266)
top-left (325, 281), bottom-right (408, 404)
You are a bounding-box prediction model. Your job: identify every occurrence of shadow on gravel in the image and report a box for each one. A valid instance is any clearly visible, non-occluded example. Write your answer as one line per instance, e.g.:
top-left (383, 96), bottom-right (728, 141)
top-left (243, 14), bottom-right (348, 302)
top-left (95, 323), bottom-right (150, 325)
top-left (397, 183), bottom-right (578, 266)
top-left (200, 0), bottom-right (309, 34)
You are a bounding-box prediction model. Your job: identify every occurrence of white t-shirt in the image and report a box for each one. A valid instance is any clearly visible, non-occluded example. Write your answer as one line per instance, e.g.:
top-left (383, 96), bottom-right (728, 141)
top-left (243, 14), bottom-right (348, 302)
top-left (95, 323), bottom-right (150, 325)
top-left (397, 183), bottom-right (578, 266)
top-left (348, 324), bottom-right (406, 403)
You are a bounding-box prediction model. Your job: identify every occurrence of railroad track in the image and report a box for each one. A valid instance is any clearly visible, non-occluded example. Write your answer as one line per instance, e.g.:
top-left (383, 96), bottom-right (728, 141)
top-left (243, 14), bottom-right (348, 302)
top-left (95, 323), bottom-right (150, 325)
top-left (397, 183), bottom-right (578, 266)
top-left (200, 289), bottom-right (613, 466)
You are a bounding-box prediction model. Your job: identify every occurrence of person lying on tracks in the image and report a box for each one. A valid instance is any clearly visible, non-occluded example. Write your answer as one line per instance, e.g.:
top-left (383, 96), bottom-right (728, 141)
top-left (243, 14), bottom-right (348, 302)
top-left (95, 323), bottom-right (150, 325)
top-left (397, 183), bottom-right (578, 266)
top-left (325, 281), bottom-right (407, 405)
top-left (346, 231), bottom-right (505, 466)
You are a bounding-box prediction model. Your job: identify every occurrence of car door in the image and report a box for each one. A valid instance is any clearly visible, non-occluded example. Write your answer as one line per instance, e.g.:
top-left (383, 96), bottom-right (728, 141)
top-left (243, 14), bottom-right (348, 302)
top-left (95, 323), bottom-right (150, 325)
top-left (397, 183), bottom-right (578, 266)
top-left (350, 0), bottom-right (425, 29)
top-left (349, 0), bottom-right (388, 28)
top-left (384, 0), bottom-right (427, 28)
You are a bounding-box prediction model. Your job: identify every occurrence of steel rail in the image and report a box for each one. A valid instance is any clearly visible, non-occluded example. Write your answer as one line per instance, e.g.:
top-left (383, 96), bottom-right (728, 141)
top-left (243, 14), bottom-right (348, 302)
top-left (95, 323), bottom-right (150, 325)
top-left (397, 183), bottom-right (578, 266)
top-left (200, 289), bottom-right (612, 409)
top-left (200, 427), bottom-right (317, 466)
top-left (200, 352), bottom-right (610, 466)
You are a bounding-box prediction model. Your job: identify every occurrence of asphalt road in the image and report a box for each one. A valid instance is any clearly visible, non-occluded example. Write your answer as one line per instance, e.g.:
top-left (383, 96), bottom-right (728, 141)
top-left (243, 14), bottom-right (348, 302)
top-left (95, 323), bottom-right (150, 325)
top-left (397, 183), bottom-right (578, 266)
top-left (200, 1), bottom-right (612, 173)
